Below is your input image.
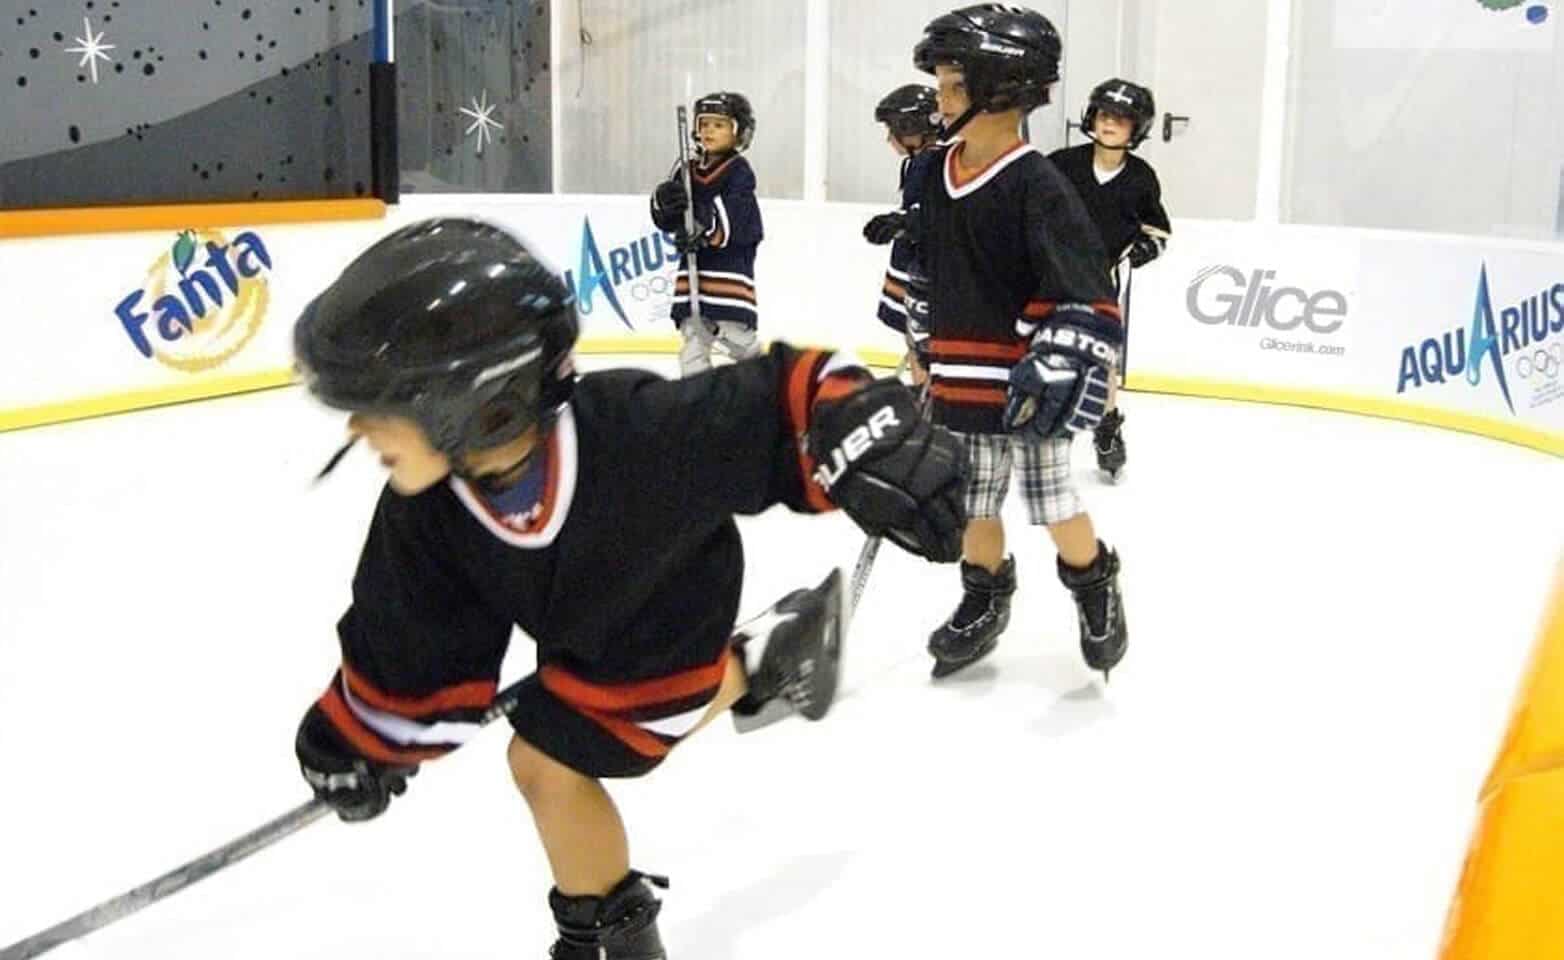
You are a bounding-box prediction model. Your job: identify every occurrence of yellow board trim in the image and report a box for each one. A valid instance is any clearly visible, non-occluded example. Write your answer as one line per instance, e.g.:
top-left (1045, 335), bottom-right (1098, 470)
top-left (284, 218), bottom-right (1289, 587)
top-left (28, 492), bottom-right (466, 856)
top-left (0, 370), bottom-right (299, 432)
top-left (1124, 372), bottom-right (1564, 457)
top-left (0, 199), bottom-right (387, 240)
top-left (1439, 556), bottom-right (1564, 959)
top-left (7, 351), bottom-right (1558, 448)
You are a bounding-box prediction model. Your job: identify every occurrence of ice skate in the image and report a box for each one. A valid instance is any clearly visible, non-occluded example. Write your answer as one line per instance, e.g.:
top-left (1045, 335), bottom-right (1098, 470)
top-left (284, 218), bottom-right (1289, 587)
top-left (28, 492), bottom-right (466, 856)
top-left (928, 557), bottom-right (1016, 679)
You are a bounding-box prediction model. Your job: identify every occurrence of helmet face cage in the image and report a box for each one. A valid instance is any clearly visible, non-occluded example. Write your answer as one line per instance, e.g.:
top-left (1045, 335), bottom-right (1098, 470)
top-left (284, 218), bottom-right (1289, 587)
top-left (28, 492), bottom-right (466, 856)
top-left (693, 92), bottom-right (755, 152)
top-left (1083, 79), bottom-right (1156, 148)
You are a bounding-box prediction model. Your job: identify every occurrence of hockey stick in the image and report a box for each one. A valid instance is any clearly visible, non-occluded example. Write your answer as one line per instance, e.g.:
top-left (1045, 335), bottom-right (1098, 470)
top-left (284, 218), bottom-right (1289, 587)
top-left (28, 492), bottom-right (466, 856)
top-left (846, 352), bottom-right (916, 619)
top-left (0, 683), bottom-right (531, 960)
top-left (675, 105), bottom-right (705, 334)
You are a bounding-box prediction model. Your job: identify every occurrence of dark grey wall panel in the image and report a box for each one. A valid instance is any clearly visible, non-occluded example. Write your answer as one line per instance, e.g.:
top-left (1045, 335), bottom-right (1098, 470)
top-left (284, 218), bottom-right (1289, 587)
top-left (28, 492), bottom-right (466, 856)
top-left (0, 0), bottom-right (549, 209)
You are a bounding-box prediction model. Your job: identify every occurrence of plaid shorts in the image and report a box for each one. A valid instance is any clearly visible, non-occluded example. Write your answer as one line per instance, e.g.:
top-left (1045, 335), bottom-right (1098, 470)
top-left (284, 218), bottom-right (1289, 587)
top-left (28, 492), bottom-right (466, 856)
top-left (960, 431), bottom-right (1081, 526)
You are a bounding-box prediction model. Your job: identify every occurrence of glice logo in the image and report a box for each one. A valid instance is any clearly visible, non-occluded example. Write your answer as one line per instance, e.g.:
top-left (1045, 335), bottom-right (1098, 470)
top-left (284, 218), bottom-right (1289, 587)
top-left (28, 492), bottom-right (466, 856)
top-left (115, 229), bottom-right (273, 372)
top-left (1186, 265), bottom-right (1348, 335)
top-left (1394, 263), bottom-right (1564, 413)
top-left (561, 217), bottom-right (680, 330)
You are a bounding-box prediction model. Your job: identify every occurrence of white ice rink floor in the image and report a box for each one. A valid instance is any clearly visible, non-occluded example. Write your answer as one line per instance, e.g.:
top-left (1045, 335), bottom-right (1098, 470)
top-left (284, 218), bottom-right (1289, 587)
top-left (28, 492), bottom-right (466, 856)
top-left (2, 356), bottom-right (1561, 960)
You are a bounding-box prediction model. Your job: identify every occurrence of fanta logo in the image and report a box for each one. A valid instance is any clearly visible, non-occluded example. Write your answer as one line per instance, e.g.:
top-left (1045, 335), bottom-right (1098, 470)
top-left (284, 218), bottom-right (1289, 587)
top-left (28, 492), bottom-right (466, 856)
top-left (115, 229), bottom-right (273, 372)
top-left (561, 216), bottom-right (678, 330)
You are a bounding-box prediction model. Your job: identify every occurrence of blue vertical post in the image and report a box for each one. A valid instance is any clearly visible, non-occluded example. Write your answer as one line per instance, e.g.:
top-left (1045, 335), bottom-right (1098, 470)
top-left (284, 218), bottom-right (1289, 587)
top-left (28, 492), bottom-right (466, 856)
top-left (369, 0), bottom-right (400, 203)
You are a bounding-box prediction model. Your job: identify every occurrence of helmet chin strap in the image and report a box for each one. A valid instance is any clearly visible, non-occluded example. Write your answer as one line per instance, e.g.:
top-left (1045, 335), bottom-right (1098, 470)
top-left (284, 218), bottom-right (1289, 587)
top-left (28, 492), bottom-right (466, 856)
top-left (941, 103), bottom-right (982, 140)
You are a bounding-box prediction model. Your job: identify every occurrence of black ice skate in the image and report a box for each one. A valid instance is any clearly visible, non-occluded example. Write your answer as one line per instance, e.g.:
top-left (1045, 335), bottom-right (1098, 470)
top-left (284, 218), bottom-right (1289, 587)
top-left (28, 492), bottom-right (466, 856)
top-left (927, 557), bottom-right (1016, 679)
top-left (549, 871), bottom-right (669, 960)
top-left (1094, 409), bottom-right (1127, 482)
top-left (1058, 543), bottom-right (1127, 681)
top-left (730, 568), bottom-right (844, 732)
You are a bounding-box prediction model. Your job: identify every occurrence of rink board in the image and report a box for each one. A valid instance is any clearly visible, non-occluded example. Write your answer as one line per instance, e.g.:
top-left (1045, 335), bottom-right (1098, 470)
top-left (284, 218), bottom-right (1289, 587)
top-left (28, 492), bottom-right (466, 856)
top-left (0, 194), bottom-right (1559, 455)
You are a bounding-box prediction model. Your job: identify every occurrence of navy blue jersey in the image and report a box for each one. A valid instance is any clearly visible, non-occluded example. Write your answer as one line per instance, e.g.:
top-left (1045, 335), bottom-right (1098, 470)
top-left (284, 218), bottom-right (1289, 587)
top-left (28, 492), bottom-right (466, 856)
top-left (877, 151), bottom-right (939, 333)
top-left (651, 154), bottom-right (764, 329)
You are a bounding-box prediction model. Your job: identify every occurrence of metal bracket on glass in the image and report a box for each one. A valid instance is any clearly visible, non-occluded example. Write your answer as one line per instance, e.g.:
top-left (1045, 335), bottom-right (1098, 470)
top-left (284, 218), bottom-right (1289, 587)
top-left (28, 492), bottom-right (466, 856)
top-left (1162, 113), bottom-right (1190, 143)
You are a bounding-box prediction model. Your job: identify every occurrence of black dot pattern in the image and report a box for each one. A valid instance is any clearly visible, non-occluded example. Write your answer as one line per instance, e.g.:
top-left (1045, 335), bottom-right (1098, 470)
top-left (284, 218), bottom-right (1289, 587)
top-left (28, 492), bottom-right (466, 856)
top-left (0, 1), bottom-right (553, 205)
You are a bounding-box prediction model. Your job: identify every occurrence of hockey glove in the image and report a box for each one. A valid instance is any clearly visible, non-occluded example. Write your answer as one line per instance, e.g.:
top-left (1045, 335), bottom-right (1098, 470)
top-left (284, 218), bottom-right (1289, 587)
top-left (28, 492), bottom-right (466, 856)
top-left (807, 379), bottom-right (968, 563)
top-left (863, 210), bottom-right (912, 246)
top-left (1126, 231), bottom-right (1166, 268)
top-left (296, 704), bottom-right (417, 822)
top-left (652, 178), bottom-right (688, 217)
top-left (1005, 313), bottom-right (1123, 441)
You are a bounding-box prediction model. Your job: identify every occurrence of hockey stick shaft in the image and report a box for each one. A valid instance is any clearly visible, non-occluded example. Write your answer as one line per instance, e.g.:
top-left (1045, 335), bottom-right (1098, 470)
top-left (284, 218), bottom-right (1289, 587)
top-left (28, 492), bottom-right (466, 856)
top-left (847, 352), bottom-right (914, 619)
top-left (0, 684), bottom-right (528, 960)
top-left (675, 105), bottom-right (704, 329)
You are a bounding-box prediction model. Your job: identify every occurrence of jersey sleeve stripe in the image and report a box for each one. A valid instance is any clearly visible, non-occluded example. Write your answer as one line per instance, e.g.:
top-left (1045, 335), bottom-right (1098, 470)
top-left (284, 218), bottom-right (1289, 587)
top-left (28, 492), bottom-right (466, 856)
top-left (539, 649), bottom-right (731, 712)
top-left (782, 348), bottom-right (836, 513)
top-left (341, 663), bottom-right (496, 718)
top-left (318, 684), bottom-right (454, 765)
top-left (930, 383), bottom-right (1008, 405)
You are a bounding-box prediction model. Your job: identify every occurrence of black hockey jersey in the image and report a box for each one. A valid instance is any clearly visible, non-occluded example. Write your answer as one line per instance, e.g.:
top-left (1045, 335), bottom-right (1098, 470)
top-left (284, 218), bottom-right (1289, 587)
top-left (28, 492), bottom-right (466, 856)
top-left (1046, 144), bottom-right (1171, 275)
top-left (651, 154), bottom-right (764, 329)
top-left (312, 345), bottom-right (857, 768)
top-left (876, 152), bottom-right (939, 333)
top-left (914, 141), bottom-right (1120, 434)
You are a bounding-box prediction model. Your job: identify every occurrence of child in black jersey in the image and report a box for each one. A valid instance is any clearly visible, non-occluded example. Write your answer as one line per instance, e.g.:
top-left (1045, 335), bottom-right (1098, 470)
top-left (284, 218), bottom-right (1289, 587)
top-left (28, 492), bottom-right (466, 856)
top-left (650, 91), bottom-right (765, 376)
top-left (1048, 78), bottom-right (1172, 481)
top-left (863, 83), bottom-right (944, 384)
top-left (290, 218), bottom-right (967, 959)
top-left (898, 5), bottom-right (1130, 681)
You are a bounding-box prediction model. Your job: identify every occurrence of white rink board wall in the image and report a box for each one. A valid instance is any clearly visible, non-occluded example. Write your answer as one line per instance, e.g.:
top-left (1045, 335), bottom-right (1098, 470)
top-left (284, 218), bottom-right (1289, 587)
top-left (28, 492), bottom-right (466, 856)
top-left (1124, 220), bottom-right (1564, 450)
top-left (1, 196), bottom-right (1560, 452)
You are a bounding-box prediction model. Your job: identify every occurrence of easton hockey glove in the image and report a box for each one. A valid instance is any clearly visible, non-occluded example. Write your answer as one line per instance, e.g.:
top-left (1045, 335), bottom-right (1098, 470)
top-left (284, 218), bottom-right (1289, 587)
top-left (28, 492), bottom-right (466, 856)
top-left (1005, 313), bottom-right (1122, 441)
top-left (295, 704), bottom-right (417, 822)
top-left (807, 379), bottom-right (967, 563)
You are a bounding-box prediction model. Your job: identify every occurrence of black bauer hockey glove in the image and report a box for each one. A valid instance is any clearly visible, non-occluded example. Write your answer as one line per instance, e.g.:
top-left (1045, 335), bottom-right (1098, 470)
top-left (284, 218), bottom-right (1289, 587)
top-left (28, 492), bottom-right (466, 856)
top-left (1005, 313), bottom-right (1123, 441)
top-left (295, 704), bottom-right (417, 822)
top-left (807, 379), bottom-right (968, 563)
top-left (862, 210), bottom-right (910, 246)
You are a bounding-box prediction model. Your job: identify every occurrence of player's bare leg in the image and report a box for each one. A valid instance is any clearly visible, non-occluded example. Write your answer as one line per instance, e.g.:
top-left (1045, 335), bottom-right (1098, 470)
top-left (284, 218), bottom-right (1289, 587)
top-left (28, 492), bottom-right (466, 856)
top-left (508, 736), bottom-right (630, 896)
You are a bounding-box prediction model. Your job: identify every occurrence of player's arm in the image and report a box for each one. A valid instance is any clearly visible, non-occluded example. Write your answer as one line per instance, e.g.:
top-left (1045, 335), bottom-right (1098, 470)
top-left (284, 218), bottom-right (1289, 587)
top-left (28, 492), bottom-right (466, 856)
top-left (1128, 166), bottom-right (1172, 267)
top-left (296, 490), bottom-right (511, 821)
top-left (704, 160), bottom-right (762, 249)
top-left (627, 345), bottom-right (965, 561)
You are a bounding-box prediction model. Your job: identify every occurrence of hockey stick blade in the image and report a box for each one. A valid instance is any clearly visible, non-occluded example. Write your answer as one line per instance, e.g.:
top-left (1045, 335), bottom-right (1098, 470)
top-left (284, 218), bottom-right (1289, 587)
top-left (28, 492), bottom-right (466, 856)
top-left (0, 685), bottom-right (527, 959)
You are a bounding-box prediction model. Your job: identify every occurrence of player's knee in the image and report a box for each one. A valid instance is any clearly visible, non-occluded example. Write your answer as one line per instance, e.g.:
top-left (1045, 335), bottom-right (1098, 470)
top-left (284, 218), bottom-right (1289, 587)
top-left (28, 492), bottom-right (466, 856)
top-left (507, 734), bottom-right (589, 801)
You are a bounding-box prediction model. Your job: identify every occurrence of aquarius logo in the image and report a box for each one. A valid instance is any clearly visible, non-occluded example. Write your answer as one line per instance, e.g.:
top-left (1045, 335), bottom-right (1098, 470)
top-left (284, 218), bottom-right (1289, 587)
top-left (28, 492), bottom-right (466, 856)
top-left (115, 229), bottom-right (273, 372)
top-left (1395, 263), bottom-right (1564, 412)
top-left (560, 217), bottom-right (678, 330)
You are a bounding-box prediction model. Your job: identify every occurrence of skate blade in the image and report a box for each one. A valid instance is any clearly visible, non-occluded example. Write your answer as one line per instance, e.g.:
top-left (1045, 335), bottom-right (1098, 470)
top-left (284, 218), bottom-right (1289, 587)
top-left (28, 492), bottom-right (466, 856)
top-left (928, 640), bottom-right (998, 680)
top-left (731, 698), bottom-right (795, 733)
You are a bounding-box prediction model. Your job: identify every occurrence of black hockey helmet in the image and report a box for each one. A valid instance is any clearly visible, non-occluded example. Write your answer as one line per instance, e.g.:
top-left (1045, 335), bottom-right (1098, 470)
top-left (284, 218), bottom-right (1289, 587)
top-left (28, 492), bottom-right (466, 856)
top-left (1083, 78), bottom-right (1156, 149)
top-left (875, 83), bottom-right (943, 141)
top-left (692, 91), bottom-right (756, 151)
top-left (294, 217), bottom-right (579, 461)
top-left (914, 4), bottom-right (1062, 136)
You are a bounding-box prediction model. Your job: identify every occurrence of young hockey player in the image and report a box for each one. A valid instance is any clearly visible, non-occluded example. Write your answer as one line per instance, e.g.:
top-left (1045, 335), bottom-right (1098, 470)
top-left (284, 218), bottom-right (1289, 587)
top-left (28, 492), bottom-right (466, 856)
top-left (905, 5), bottom-right (1130, 681)
top-left (649, 91), bottom-right (764, 376)
top-left (863, 83), bottom-right (943, 383)
top-left (1048, 78), bottom-right (1172, 481)
top-left (290, 217), bottom-right (967, 959)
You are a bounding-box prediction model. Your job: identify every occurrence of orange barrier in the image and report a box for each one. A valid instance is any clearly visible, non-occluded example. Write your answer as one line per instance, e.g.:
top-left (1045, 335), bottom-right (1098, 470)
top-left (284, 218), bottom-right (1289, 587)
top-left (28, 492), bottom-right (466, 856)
top-left (0, 198), bottom-right (385, 239)
top-left (1439, 554), bottom-right (1564, 958)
